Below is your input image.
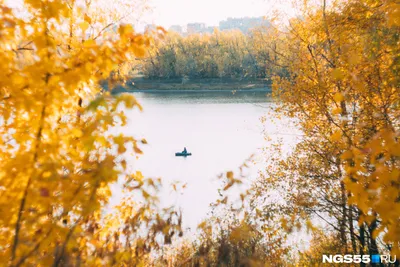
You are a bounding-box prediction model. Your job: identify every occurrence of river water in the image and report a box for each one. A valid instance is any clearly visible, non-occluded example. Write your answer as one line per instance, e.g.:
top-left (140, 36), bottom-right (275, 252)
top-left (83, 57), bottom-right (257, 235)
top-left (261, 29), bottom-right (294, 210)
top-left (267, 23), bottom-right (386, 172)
top-left (111, 91), bottom-right (299, 229)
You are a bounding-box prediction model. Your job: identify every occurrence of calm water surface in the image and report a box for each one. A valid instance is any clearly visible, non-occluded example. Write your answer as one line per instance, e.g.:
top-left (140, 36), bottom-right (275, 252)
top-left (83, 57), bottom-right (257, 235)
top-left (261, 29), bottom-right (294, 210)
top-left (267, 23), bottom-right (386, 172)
top-left (111, 91), bottom-right (298, 229)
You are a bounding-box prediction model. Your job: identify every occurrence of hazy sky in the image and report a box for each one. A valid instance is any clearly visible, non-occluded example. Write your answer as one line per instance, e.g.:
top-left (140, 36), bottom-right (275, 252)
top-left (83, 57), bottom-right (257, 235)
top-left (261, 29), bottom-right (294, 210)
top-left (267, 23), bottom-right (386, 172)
top-left (5, 0), bottom-right (296, 31)
top-left (142, 0), bottom-right (293, 28)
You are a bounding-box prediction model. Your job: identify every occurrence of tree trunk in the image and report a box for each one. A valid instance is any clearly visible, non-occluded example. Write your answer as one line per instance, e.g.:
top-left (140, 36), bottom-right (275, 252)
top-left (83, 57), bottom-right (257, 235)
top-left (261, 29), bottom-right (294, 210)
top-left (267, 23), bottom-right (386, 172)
top-left (348, 205), bottom-right (357, 253)
top-left (360, 223), bottom-right (365, 267)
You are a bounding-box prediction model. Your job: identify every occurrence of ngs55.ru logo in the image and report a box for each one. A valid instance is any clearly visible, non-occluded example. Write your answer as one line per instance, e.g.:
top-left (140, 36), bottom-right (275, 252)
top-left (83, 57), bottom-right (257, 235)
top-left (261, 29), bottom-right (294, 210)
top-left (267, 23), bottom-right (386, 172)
top-left (322, 254), bottom-right (397, 264)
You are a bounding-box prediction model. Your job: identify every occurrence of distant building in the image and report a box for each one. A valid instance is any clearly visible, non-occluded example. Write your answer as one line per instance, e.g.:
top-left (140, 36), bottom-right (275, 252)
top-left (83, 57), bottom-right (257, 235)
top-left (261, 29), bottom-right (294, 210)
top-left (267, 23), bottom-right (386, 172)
top-left (219, 17), bottom-right (269, 33)
top-left (187, 23), bottom-right (206, 34)
top-left (167, 17), bottom-right (270, 36)
top-left (169, 25), bottom-right (183, 34)
top-left (204, 26), bottom-right (216, 34)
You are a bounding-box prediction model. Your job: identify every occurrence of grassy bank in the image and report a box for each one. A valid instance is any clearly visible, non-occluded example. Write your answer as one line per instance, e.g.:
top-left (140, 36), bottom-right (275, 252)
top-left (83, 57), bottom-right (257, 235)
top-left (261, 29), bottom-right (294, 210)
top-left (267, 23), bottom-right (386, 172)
top-left (112, 77), bottom-right (272, 93)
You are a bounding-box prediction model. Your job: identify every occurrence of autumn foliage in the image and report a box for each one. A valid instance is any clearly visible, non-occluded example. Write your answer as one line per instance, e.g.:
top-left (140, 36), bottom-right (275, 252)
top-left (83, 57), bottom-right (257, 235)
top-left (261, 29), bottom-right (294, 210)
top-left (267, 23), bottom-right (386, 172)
top-left (137, 28), bottom-right (285, 80)
top-left (267, 0), bottom-right (400, 260)
top-left (0, 0), bottom-right (181, 265)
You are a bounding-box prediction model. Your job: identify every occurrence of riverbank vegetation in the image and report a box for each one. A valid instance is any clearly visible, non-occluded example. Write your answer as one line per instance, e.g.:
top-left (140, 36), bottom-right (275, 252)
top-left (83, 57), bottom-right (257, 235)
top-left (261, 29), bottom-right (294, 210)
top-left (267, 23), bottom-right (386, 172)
top-left (136, 28), bottom-right (288, 80)
top-left (115, 26), bottom-right (286, 91)
top-left (0, 0), bottom-right (399, 266)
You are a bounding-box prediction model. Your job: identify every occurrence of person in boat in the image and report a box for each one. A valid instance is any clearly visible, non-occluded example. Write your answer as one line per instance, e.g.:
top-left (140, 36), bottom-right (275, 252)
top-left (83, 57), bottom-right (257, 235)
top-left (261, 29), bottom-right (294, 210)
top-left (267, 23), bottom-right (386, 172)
top-left (182, 147), bottom-right (187, 154)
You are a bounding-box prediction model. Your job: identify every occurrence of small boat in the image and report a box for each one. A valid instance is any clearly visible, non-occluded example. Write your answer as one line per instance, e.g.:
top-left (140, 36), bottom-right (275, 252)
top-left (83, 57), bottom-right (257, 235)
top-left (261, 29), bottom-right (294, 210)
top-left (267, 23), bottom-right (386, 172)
top-left (175, 152), bottom-right (192, 157)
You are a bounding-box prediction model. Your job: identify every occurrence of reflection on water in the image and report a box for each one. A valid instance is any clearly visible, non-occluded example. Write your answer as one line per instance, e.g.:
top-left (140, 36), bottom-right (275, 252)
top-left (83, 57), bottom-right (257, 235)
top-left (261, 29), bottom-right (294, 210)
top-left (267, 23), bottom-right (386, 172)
top-left (111, 91), bottom-right (296, 229)
top-left (132, 90), bottom-right (272, 104)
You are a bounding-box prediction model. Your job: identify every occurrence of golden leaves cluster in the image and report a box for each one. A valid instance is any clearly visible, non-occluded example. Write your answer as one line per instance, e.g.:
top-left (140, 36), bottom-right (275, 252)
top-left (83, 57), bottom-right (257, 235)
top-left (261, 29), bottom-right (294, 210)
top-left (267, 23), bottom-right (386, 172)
top-left (271, 0), bottom-right (399, 257)
top-left (0, 0), bottom-right (176, 265)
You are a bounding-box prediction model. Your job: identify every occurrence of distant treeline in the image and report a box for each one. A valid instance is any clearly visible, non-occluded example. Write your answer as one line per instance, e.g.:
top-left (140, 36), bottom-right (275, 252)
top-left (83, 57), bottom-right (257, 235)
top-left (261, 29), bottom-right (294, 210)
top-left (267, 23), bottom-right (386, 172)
top-left (134, 28), bottom-right (288, 80)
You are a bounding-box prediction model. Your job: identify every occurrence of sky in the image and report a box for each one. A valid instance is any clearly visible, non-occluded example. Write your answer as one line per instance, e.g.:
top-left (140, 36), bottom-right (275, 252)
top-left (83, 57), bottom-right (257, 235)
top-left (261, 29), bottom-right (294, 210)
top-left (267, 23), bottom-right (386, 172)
top-left (5, 0), bottom-right (296, 31)
top-left (140, 0), bottom-right (295, 29)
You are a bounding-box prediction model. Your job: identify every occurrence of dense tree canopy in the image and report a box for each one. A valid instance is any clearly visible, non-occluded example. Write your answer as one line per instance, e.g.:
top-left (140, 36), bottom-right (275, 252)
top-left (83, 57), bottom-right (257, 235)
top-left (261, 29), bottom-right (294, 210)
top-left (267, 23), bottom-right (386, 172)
top-left (135, 28), bottom-right (287, 80)
top-left (0, 1), bottom-right (181, 265)
top-left (258, 0), bottom-right (400, 260)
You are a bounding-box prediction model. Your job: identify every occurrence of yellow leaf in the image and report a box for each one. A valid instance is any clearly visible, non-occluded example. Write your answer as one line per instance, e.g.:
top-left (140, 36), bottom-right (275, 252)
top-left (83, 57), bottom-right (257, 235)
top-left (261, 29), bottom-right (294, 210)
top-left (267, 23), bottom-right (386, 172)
top-left (340, 150), bottom-right (353, 160)
top-left (332, 107), bottom-right (342, 115)
top-left (133, 45), bottom-right (146, 58)
top-left (118, 24), bottom-right (134, 36)
top-left (84, 14), bottom-right (92, 24)
top-left (79, 21), bottom-right (89, 32)
top-left (42, 171), bottom-right (52, 178)
top-left (83, 39), bottom-right (96, 48)
top-left (71, 128), bottom-right (83, 137)
top-left (333, 92), bottom-right (345, 102)
top-left (331, 69), bottom-right (345, 80)
top-left (330, 130), bottom-right (342, 142)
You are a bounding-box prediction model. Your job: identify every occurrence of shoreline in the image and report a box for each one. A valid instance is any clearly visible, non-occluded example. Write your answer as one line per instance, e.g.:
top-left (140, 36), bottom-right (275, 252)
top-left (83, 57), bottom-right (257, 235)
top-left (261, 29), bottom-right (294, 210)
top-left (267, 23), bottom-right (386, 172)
top-left (111, 78), bottom-right (272, 93)
top-left (118, 88), bottom-right (272, 93)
